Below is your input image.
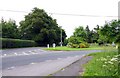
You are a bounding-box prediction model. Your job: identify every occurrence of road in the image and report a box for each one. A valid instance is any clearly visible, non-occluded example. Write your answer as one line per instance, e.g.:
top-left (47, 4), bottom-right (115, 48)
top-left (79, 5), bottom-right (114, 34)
top-left (1, 47), bottom-right (102, 76)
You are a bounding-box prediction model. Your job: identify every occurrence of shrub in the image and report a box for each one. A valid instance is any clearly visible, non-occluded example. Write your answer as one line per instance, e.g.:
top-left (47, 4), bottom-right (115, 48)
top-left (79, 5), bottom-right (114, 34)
top-left (80, 42), bottom-right (90, 48)
top-left (67, 42), bottom-right (73, 48)
top-left (1, 38), bottom-right (37, 48)
top-left (67, 42), bottom-right (90, 48)
top-left (67, 43), bottom-right (79, 48)
top-left (80, 43), bottom-right (86, 48)
top-left (72, 44), bottom-right (79, 48)
top-left (83, 42), bottom-right (90, 48)
top-left (68, 36), bottom-right (82, 44)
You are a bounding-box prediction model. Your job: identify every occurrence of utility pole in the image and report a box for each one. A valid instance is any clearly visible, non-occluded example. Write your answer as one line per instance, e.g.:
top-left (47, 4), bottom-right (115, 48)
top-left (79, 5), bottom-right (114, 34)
top-left (60, 26), bottom-right (62, 47)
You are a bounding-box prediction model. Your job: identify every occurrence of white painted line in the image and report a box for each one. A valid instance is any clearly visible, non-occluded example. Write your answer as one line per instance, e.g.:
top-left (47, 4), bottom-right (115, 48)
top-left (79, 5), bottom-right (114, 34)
top-left (30, 62), bottom-right (36, 65)
top-left (57, 58), bottom-right (62, 60)
top-left (75, 55), bottom-right (79, 57)
top-left (67, 56), bottom-right (71, 59)
top-left (31, 52), bottom-right (38, 54)
top-left (45, 60), bottom-right (52, 62)
top-left (3, 54), bottom-right (7, 56)
top-left (34, 50), bottom-right (37, 51)
top-left (22, 52), bottom-right (29, 55)
top-left (29, 51), bottom-right (32, 52)
top-left (14, 53), bottom-right (18, 55)
top-left (7, 66), bottom-right (15, 70)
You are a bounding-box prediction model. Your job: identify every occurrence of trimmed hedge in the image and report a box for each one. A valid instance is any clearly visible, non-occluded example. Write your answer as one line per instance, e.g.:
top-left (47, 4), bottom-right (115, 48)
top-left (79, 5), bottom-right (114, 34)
top-left (1, 38), bottom-right (37, 48)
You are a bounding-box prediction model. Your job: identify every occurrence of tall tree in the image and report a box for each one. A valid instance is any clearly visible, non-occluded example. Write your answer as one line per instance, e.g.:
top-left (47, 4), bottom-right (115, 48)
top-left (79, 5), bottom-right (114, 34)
top-left (100, 20), bottom-right (120, 43)
top-left (73, 26), bottom-right (86, 41)
top-left (85, 25), bottom-right (92, 43)
top-left (1, 18), bottom-right (19, 38)
top-left (19, 7), bottom-right (67, 46)
top-left (93, 25), bottom-right (100, 43)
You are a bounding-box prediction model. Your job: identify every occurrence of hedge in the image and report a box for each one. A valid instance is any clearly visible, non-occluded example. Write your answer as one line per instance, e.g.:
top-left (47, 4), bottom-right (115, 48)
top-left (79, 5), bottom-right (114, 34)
top-left (0, 38), bottom-right (37, 48)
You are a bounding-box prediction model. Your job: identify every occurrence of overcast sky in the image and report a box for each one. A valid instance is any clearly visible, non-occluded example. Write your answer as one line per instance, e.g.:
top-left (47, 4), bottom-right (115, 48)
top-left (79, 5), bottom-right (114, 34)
top-left (0, 0), bottom-right (119, 38)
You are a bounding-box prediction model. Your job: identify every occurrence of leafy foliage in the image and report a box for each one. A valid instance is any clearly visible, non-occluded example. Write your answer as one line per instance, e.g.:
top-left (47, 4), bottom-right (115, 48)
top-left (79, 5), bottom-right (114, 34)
top-left (100, 20), bottom-right (120, 43)
top-left (68, 36), bottom-right (82, 44)
top-left (83, 50), bottom-right (119, 76)
top-left (1, 18), bottom-right (19, 39)
top-left (73, 26), bottom-right (87, 41)
top-left (19, 7), bottom-right (67, 46)
top-left (80, 42), bottom-right (90, 48)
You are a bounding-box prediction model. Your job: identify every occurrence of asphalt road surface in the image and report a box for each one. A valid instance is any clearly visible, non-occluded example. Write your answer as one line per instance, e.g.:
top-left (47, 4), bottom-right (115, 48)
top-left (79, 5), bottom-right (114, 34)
top-left (1, 47), bottom-right (102, 76)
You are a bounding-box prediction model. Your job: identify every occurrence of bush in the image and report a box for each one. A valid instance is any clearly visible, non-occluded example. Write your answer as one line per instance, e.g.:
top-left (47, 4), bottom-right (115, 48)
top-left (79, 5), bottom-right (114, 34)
top-left (67, 43), bottom-right (79, 48)
top-left (80, 43), bottom-right (86, 48)
top-left (1, 38), bottom-right (37, 48)
top-left (67, 42), bottom-right (73, 48)
top-left (80, 42), bottom-right (90, 48)
top-left (72, 44), bottom-right (79, 48)
top-left (68, 36), bottom-right (82, 44)
top-left (67, 42), bottom-right (89, 48)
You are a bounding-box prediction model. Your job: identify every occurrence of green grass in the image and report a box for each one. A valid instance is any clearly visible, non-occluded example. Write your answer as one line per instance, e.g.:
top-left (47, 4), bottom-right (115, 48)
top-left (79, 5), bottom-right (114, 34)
top-left (82, 50), bottom-right (119, 77)
top-left (44, 45), bottom-right (116, 51)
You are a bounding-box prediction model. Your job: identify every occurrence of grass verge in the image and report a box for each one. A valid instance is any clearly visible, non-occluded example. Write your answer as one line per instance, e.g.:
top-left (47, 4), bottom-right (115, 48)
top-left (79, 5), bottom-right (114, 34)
top-left (44, 46), bottom-right (116, 51)
top-left (82, 50), bottom-right (119, 77)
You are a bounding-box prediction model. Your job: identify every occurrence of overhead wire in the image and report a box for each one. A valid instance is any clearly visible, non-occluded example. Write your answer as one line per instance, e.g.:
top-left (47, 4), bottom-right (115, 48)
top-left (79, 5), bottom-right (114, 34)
top-left (0, 9), bottom-right (118, 18)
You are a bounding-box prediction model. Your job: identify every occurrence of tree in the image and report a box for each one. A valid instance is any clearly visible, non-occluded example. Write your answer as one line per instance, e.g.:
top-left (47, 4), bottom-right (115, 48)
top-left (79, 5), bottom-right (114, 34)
top-left (100, 20), bottom-right (120, 52)
top-left (100, 20), bottom-right (120, 43)
top-left (85, 25), bottom-right (93, 43)
top-left (1, 18), bottom-right (19, 39)
top-left (68, 36), bottom-right (82, 44)
top-left (73, 26), bottom-right (87, 41)
top-left (19, 7), bottom-right (67, 46)
top-left (93, 25), bottom-right (100, 43)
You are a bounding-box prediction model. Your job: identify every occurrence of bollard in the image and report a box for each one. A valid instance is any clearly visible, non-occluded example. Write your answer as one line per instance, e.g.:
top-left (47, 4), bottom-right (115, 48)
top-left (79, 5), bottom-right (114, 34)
top-left (47, 44), bottom-right (50, 48)
top-left (53, 43), bottom-right (56, 48)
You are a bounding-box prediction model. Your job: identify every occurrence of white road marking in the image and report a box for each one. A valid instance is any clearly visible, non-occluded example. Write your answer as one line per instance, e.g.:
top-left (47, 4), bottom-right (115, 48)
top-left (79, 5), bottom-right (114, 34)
top-left (30, 62), bottom-right (36, 65)
top-left (45, 60), bottom-right (52, 62)
top-left (29, 51), bottom-right (32, 52)
top-left (75, 55), bottom-right (79, 57)
top-left (67, 57), bottom-right (71, 59)
top-left (3, 54), bottom-right (7, 56)
top-left (31, 52), bottom-right (38, 54)
top-left (14, 53), bottom-right (18, 55)
top-left (7, 66), bottom-right (15, 70)
top-left (34, 50), bottom-right (37, 51)
top-left (22, 52), bottom-right (29, 55)
top-left (57, 58), bottom-right (62, 60)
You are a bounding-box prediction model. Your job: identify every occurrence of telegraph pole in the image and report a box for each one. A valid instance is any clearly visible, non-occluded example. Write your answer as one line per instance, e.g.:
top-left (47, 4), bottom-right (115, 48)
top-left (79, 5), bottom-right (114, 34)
top-left (60, 26), bottom-right (62, 47)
